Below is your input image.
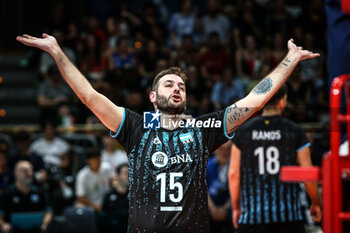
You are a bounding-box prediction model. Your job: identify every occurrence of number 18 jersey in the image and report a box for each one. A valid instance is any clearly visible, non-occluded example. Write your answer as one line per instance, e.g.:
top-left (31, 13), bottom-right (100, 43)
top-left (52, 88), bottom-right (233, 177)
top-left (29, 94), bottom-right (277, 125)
top-left (112, 108), bottom-right (232, 233)
top-left (232, 115), bottom-right (310, 225)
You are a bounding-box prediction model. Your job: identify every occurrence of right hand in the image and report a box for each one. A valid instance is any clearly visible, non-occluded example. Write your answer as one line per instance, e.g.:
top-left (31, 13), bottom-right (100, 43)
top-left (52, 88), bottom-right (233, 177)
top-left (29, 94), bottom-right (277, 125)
top-left (16, 33), bottom-right (58, 54)
top-left (232, 208), bottom-right (241, 229)
top-left (310, 203), bottom-right (322, 222)
top-left (1, 223), bottom-right (11, 232)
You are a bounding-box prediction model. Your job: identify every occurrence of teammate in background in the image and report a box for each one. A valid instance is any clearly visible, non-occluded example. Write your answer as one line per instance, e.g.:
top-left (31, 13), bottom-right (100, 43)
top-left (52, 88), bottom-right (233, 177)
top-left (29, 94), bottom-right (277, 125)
top-left (228, 86), bottom-right (322, 233)
top-left (17, 33), bottom-right (319, 232)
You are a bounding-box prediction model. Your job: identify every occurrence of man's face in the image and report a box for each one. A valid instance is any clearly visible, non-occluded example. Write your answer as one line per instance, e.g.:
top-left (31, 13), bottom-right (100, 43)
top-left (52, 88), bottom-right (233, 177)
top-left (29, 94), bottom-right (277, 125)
top-left (87, 156), bottom-right (101, 172)
top-left (118, 166), bottom-right (129, 186)
top-left (151, 74), bottom-right (187, 115)
top-left (15, 162), bottom-right (33, 186)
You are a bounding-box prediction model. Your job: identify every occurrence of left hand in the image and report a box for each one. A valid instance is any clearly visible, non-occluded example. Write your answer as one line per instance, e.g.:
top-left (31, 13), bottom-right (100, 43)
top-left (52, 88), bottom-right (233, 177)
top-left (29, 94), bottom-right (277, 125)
top-left (287, 39), bottom-right (320, 61)
top-left (310, 203), bottom-right (322, 222)
top-left (41, 222), bottom-right (48, 232)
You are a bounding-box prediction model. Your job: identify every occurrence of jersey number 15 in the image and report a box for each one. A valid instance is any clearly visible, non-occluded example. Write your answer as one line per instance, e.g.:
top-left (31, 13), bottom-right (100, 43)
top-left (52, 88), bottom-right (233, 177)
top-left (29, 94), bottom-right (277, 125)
top-left (156, 172), bottom-right (183, 203)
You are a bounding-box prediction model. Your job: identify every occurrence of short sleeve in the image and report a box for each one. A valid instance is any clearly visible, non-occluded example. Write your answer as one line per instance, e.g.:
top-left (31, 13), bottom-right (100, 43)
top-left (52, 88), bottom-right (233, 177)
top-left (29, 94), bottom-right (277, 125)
top-left (231, 127), bottom-right (243, 149)
top-left (295, 125), bottom-right (310, 152)
top-left (197, 108), bottom-right (235, 153)
top-left (75, 170), bottom-right (86, 197)
top-left (110, 108), bottom-right (143, 154)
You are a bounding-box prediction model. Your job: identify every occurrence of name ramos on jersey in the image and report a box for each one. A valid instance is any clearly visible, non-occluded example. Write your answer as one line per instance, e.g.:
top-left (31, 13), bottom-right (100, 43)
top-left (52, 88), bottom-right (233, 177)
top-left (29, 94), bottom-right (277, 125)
top-left (252, 130), bottom-right (281, 141)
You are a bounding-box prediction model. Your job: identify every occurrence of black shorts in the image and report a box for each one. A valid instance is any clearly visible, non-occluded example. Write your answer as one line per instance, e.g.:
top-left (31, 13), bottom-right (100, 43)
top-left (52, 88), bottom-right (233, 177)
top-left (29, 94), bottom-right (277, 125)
top-left (237, 221), bottom-right (305, 233)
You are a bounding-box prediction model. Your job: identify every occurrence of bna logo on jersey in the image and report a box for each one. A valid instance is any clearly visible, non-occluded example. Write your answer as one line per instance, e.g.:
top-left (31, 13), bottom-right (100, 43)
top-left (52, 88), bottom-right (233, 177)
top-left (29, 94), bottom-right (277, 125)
top-left (151, 151), bottom-right (168, 168)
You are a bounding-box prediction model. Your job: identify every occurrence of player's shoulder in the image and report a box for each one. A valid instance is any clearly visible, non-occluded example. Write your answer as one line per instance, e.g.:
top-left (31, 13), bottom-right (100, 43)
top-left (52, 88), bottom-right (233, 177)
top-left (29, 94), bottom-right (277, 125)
top-left (279, 117), bottom-right (304, 132)
top-left (238, 116), bottom-right (264, 131)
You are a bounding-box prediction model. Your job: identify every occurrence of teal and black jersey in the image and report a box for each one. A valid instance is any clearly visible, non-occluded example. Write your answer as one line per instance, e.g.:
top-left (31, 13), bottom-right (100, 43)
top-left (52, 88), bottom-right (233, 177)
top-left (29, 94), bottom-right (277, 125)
top-left (111, 108), bottom-right (233, 233)
top-left (232, 115), bottom-right (310, 225)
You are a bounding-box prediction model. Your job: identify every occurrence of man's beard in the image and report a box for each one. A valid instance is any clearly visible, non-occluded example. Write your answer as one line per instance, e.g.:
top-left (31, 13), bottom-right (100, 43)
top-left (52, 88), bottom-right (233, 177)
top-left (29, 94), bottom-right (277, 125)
top-left (156, 93), bottom-right (186, 115)
top-left (19, 177), bottom-right (32, 187)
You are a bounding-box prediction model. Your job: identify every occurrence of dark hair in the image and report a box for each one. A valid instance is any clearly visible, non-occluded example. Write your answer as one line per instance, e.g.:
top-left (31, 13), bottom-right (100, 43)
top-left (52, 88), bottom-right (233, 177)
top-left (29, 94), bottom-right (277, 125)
top-left (265, 85), bottom-right (288, 107)
top-left (115, 163), bottom-right (128, 175)
top-left (152, 67), bottom-right (188, 91)
top-left (85, 147), bottom-right (101, 159)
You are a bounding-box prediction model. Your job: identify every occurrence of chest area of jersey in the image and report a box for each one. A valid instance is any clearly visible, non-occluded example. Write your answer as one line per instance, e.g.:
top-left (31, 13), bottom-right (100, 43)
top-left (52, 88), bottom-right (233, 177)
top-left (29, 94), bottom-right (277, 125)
top-left (137, 130), bottom-right (204, 171)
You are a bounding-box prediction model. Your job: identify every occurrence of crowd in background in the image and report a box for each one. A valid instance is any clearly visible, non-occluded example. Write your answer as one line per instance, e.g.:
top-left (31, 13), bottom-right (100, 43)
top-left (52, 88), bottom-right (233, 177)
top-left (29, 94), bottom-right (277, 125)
top-left (0, 0), bottom-right (329, 232)
top-left (34, 0), bottom-right (328, 125)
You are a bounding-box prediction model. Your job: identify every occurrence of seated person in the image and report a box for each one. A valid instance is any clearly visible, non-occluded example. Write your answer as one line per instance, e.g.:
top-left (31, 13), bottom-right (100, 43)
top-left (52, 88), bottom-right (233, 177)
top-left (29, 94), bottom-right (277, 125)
top-left (100, 163), bottom-right (129, 233)
top-left (76, 148), bottom-right (111, 212)
top-left (30, 121), bottom-right (70, 167)
top-left (10, 130), bottom-right (46, 184)
top-left (0, 161), bottom-right (53, 233)
top-left (101, 135), bottom-right (128, 175)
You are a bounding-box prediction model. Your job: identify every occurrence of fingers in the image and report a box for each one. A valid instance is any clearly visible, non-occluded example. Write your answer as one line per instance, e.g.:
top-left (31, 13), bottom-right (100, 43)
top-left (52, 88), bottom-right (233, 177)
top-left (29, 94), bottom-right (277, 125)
top-left (234, 218), bottom-right (239, 229)
top-left (42, 33), bottom-right (49, 38)
top-left (23, 34), bottom-right (35, 39)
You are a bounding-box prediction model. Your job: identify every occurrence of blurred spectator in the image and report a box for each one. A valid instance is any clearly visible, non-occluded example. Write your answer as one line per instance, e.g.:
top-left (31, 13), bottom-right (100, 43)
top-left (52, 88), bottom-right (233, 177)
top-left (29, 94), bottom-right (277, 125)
top-left (171, 35), bottom-right (198, 68)
top-left (87, 16), bottom-right (107, 46)
top-left (100, 163), bottom-right (129, 233)
top-left (232, 0), bottom-right (263, 49)
top-left (207, 141), bottom-right (233, 233)
top-left (30, 121), bottom-right (70, 166)
top-left (235, 34), bottom-right (263, 80)
top-left (300, 0), bottom-right (326, 49)
top-left (265, 0), bottom-right (292, 38)
top-left (58, 103), bottom-right (76, 127)
top-left (0, 161), bottom-right (53, 233)
top-left (37, 65), bottom-right (72, 124)
top-left (46, 151), bottom-right (74, 215)
top-left (80, 34), bottom-right (108, 81)
top-left (267, 32), bottom-right (287, 68)
top-left (199, 32), bottom-right (231, 84)
top-left (110, 36), bottom-right (135, 71)
top-left (286, 67), bottom-right (314, 122)
top-left (119, 2), bottom-right (142, 31)
top-left (39, 30), bottom-right (76, 75)
top-left (10, 131), bottom-right (46, 185)
top-left (201, 0), bottom-right (230, 44)
top-left (101, 136), bottom-right (128, 175)
top-left (75, 148), bottom-right (111, 212)
top-left (138, 4), bottom-right (162, 41)
top-left (138, 40), bottom-right (164, 81)
top-left (299, 33), bottom-right (325, 83)
top-left (105, 16), bottom-right (119, 51)
top-left (211, 67), bottom-right (245, 111)
top-left (185, 65), bottom-right (207, 116)
top-left (64, 22), bottom-right (84, 55)
top-left (0, 149), bottom-right (12, 195)
top-left (168, 0), bottom-right (196, 48)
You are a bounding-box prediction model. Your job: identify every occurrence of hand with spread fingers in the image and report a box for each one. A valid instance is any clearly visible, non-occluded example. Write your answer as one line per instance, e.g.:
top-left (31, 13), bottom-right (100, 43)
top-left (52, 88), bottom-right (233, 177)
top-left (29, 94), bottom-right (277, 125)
top-left (16, 33), bottom-right (59, 55)
top-left (287, 38), bottom-right (320, 61)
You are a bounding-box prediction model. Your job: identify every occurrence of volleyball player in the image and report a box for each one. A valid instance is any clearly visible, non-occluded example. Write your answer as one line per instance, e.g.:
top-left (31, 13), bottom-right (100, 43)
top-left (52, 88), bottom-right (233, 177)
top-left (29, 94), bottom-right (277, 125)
top-left (229, 86), bottom-right (322, 233)
top-left (17, 33), bottom-right (319, 232)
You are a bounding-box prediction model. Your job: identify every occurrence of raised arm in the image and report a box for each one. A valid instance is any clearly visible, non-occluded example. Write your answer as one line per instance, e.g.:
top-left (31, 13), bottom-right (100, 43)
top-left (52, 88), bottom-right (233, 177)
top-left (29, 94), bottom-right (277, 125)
top-left (225, 39), bottom-right (320, 134)
top-left (17, 34), bottom-right (123, 132)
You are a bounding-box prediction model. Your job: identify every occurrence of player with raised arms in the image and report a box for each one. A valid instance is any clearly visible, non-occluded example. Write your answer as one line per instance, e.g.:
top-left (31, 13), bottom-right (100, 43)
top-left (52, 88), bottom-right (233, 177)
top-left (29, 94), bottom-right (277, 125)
top-left (16, 33), bottom-right (319, 232)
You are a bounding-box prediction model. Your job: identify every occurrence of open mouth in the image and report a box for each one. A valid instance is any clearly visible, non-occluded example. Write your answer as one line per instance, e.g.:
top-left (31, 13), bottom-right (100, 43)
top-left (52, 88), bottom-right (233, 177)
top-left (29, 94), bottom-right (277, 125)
top-left (171, 94), bottom-right (181, 103)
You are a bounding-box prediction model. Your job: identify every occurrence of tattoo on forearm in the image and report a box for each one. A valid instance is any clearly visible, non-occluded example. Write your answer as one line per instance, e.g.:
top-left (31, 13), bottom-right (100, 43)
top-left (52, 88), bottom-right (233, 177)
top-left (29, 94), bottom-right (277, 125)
top-left (227, 108), bottom-right (247, 124)
top-left (281, 58), bottom-right (291, 66)
top-left (226, 104), bottom-right (237, 114)
top-left (253, 77), bottom-right (272, 95)
top-left (226, 107), bottom-right (252, 132)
